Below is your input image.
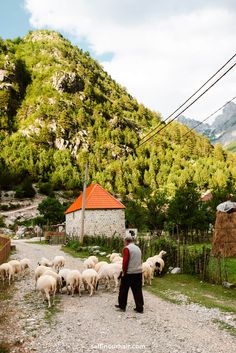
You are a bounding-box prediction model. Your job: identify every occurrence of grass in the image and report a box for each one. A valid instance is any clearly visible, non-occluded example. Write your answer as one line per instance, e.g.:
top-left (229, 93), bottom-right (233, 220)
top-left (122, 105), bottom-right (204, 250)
top-left (0, 283), bottom-right (14, 301)
top-left (212, 319), bottom-right (236, 336)
top-left (146, 274), bottom-right (236, 313)
top-left (44, 296), bottom-right (61, 324)
top-left (61, 245), bottom-right (108, 261)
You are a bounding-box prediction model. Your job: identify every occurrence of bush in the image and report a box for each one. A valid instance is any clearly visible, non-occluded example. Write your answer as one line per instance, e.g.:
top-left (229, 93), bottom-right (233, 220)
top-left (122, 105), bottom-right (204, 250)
top-left (14, 178), bottom-right (36, 198)
top-left (0, 215), bottom-right (5, 227)
top-left (38, 182), bottom-right (54, 196)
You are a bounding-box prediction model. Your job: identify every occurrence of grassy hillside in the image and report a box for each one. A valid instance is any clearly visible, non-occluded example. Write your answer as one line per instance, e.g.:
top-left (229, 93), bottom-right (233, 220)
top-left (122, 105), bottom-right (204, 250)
top-left (0, 30), bottom-right (236, 202)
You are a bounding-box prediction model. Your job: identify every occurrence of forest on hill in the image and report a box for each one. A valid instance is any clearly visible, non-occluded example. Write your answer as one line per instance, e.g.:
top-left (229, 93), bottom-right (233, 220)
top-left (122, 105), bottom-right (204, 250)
top-left (0, 30), bottom-right (236, 230)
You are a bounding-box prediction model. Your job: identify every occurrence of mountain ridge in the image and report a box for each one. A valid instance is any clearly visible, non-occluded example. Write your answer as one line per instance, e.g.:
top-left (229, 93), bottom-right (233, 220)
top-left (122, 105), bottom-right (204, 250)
top-left (177, 101), bottom-right (236, 147)
top-left (0, 29), bottom-right (236, 198)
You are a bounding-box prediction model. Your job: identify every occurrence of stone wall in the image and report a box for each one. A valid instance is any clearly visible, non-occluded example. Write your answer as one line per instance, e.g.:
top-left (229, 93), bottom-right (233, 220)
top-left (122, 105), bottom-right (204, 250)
top-left (65, 209), bottom-right (125, 238)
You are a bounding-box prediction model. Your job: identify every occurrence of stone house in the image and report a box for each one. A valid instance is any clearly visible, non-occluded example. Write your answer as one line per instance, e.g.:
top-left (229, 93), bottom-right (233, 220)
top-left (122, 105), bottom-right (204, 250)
top-left (65, 183), bottom-right (125, 238)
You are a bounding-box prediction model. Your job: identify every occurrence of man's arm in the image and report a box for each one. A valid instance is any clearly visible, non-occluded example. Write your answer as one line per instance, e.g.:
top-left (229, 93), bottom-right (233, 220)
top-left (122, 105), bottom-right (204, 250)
top-left (122, 247), bottom-right (129, 273)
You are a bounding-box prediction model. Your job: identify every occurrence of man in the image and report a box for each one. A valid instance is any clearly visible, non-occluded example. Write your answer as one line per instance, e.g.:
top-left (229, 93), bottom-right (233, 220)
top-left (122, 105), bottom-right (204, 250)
top-left (115, 233), bottom-right (144, 313)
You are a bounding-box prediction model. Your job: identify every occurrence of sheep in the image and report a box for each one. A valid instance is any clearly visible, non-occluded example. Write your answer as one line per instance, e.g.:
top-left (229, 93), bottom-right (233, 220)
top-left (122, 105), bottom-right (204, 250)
top-left (146, 250), bottom-right (167, 276)
top-left (109, 253), bottom-right (121, 263)
top-left (66, 270), bottom-right (82, 297)
top-left (8, 260), bottom-right (22, 280)
top-left (36, 274), bottom-right (57, 308)
top-left (20, 258), bottom-right (31, 272)
top-left (97, 263), bottom-right (122, 292)
top-left (94, 261), bottom-right (108, 273)
top-left (34, 265), bottom-right (53, 289)
top-left (142, 262), bottom-right (153, 286)
top-left (59, 268), bottom-right (72, 288)
top-left (52, 256), bottom-right (65, 272)
top-left (112, 256), bottom-right (123, 264)
top-left (38, 257), bottom-right (53, 267)
top-left (88, 256), bottom-right (98, 265)
top-left (82, 269), bottom-right (98, 296)
top-left (43, 269), bottom-right (63, 293)
top-left (0, 263), bottom-right (14, 285)
top-left (83, 258), bottom-right (95, 269)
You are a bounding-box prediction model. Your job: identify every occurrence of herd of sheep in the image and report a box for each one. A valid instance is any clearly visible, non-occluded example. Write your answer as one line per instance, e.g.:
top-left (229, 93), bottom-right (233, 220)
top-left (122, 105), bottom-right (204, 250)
top-left (0, 250), bottom-right (167, 308)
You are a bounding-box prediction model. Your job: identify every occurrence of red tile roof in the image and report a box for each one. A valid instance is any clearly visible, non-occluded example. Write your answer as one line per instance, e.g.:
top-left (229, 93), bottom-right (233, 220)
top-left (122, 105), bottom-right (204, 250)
top-left (65, 183), bottom-right (125, 214)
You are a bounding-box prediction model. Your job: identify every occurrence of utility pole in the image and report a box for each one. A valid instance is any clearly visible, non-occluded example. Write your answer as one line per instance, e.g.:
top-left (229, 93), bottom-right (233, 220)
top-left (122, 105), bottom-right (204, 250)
top-left (80, 163), bottom-right (88, 244)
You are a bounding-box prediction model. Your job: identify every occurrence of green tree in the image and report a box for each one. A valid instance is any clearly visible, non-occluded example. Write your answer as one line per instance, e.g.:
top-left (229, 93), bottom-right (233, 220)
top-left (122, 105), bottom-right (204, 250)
top-left (38, 196), bottom-right (65, 224)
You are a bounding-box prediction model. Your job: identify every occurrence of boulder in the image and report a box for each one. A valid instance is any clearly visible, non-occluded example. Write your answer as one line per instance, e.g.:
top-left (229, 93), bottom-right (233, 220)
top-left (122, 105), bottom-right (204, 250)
top-left (222, 281), bottom-right (235, 289)
top-left (171, 267), bottom-right (181, 274)
top-left (52, 72), bottom-right (84, 93)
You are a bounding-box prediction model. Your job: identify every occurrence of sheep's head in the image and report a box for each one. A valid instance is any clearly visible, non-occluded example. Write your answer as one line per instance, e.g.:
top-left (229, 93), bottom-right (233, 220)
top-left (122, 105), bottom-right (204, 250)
top-left (160, 250), bottom-right (167, 257)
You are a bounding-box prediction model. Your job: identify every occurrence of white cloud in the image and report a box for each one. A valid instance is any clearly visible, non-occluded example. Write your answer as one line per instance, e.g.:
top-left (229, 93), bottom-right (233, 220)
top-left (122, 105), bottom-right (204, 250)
top-left (24, 0), bottom-right (236, 122)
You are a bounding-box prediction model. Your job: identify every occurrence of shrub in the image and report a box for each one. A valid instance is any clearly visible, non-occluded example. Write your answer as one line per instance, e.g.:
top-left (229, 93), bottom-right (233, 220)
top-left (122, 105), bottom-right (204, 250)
top-left (38, 182), bottom-right (54, 196)
top-left (14, 178), bottom-right (36, 198)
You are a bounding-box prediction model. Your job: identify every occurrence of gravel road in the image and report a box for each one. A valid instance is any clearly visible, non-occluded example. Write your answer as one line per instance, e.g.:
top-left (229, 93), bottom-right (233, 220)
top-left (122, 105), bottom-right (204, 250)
top-left (1, 239), bottom-right (236, 353)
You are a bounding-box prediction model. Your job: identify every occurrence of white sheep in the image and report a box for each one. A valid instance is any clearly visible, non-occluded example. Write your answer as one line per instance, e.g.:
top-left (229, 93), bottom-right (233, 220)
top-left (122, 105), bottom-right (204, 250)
top-left (59, 268), bottom-right (72, 288)
top-left (88, 256), bottom-right (98, 265)
top-left (147, 250), bottom-right (167, 275)
top-left (98, 263), bottom-right (122, 292)
top-left (43, 269), bottom-right (63, 293)
top-left (38, 257), bottom-right (53, 267)
top-left (145, 259), bottom-right (155, 279)
top-left (20, 258), bottom-right (31, 272)
top-left (66, 270), bottom-right (82, 297)
top-left (0, 263), bottom-right (14, 285)
top-left (52, 256), bottom-right (65, 272)
top-left (112, 256), bottom-right (123, 264)
top-left (8, 260), bottom-right (22, 280)
top-left (83, 258), bottom-right (95, 269)
top-left (36, 274), bottom-right (57, 308)
top-left (94, 261), bottom-right (108, 273)
top-left (142, 262), bottom-right (153, 285)
top-left (82, 269), bottom-right (98, 296)
top-left (109, 253), bottom-right (121, 263)
top-left (34, 265), bottom-right (53, 289)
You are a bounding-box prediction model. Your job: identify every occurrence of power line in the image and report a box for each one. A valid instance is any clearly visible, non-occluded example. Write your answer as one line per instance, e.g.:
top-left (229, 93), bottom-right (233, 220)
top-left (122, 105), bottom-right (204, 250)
top-left (139, 52), bottom-right (236, 143)
top-left (138, 61), bottom-right (236, 148)
top-left (181, 96), bottom-right (236, 139)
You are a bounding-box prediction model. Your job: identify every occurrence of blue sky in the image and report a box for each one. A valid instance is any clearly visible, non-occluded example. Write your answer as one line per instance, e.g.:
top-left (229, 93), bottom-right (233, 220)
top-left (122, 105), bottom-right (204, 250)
top-left (0, 0), bottom-right (30, 39)
top-left (0, 0), bottom-right (235, 122)
top-left (0, 0), bottom-right (112, 61)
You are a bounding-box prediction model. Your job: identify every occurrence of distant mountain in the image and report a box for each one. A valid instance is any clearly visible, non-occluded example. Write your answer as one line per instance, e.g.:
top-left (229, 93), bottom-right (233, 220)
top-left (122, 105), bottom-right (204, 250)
top-left (177, 102), bottom-right (236, 148)
top-left (177, 116), bottom-right (212, 137)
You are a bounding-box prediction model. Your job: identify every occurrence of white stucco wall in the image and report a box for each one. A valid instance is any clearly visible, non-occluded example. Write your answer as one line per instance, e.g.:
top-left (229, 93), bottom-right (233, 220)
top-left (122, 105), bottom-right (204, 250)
top-left (65, 209), bottom-right (125, 238)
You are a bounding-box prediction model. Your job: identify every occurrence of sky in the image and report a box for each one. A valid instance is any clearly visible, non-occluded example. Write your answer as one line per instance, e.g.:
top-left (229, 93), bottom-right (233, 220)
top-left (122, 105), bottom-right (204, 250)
top-left (0, 0), bottom-right (236, 123)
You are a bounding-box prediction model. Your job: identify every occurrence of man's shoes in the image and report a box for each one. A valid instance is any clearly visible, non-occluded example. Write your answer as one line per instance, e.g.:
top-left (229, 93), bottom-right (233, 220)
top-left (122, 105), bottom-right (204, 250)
top-left (134, 308), bottom-right (143, 313)
top-left (115, 305), bottom-right (126, 312)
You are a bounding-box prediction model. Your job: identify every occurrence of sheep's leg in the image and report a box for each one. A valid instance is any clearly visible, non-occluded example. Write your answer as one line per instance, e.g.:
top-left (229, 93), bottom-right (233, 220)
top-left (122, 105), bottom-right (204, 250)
top-left (52, 287), bottom-right (56, 305)
top-left (66, 284), bottom-right (71, 295)
top-left (89, 283), bottom-right (93, 296)
top-left (71, 285), bottom-right (75, 297)
top-left (45, 290), bottom-right (51, 308)
top-left (142, 273), bottom-right (145, 286)
top-left (113, 276), bottom-right (119, 292)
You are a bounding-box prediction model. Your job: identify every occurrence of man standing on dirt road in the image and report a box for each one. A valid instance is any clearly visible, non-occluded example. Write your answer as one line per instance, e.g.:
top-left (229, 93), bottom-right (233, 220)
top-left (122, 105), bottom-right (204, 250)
top-left (115, 233), bottom-right (144, 313)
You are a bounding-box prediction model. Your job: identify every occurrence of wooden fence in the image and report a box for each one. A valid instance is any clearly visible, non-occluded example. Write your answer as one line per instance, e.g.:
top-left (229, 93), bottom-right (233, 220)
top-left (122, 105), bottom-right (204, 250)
top-left (44, 231), bottom-right (66, 244)
top-left (0, 234), bottom-right (11, 264)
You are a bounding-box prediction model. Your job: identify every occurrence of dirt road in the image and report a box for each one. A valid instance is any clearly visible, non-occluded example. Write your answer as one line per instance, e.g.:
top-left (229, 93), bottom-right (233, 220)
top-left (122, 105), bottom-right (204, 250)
top-left (0, 240), bottom-right (236, 353)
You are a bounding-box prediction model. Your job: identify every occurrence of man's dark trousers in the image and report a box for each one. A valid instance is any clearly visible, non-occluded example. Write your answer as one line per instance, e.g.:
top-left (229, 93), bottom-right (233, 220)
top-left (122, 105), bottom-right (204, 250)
top-left (118, 273), bottom-right (144, 312)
